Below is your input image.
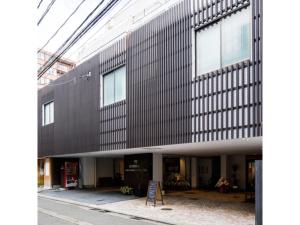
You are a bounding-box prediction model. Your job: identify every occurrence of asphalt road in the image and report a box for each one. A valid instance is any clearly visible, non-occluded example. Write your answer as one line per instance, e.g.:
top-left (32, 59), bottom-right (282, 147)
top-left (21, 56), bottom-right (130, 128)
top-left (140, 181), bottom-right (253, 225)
top-left (38, 197), bottom-right (167, 225)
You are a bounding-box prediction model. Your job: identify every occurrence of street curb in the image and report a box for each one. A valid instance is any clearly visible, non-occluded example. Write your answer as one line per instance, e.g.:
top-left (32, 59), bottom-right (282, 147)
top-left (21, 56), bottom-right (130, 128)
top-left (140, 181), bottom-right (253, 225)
top-left (38, 194), bottom-right (175, 225)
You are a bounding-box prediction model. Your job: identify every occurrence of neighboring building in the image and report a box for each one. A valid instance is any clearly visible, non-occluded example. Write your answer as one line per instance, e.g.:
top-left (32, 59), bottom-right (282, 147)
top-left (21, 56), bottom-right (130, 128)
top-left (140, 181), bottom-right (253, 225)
top-left (37, 50), bottom-right (76, 89)
top-left (38, 0), bottom-right (262, 200)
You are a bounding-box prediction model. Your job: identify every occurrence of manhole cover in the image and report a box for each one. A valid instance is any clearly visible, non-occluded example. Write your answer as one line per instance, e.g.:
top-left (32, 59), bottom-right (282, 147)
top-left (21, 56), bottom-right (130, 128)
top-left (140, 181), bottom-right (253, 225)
top-left (161, 208), bottom-right (173, 211)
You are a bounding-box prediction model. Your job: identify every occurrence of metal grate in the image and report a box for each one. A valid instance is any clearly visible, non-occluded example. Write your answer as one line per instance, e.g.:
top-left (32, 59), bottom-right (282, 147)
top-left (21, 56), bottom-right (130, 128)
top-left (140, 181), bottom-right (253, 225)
top-left (161, 208), bottom-right (173, 211)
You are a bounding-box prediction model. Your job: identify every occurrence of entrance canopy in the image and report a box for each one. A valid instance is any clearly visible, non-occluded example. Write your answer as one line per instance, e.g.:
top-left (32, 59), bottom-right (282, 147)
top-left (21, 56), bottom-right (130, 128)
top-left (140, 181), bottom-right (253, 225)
top-left (53, 137), bottom-right (262, 158)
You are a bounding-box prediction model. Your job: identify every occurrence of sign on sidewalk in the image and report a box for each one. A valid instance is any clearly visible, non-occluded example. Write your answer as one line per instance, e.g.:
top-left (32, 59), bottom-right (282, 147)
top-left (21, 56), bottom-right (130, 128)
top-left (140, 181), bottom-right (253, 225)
top-left (146, 181), bottom-right (164, 206)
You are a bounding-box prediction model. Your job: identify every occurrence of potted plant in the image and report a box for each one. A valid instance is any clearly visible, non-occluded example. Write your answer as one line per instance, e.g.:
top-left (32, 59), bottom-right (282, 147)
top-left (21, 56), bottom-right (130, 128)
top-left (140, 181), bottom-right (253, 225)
top-left (120, 186), bottom-right (133, 195)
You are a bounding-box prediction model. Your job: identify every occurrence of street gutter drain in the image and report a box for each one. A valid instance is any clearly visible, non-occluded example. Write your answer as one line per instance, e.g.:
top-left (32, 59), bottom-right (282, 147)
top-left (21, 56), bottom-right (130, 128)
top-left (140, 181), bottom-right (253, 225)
top-left (96, 199), bottom-right (104, 201)
top-left (189, 197), bottom-right (198, 200)
top-left (161, 208), bottom-right (173, 211)
top-left (90, 208), bottom-right (109, 213)
top-left (131, 216), bottom-right (144, 220)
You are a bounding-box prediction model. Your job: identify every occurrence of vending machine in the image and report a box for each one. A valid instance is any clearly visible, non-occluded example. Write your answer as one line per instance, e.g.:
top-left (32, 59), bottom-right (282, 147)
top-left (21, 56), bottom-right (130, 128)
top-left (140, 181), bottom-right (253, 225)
top-left (64, 161), bottom-right (78, 188)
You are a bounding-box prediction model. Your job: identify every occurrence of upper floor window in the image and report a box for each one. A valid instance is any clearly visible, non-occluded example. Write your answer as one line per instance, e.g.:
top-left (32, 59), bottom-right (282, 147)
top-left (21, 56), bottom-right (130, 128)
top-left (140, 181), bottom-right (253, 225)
top-left (42, 101), bottom-right (54, 126)
top-left (102, 66), bottom-right (126, 106)
top-left (196, 7), bottom-right (250, 75)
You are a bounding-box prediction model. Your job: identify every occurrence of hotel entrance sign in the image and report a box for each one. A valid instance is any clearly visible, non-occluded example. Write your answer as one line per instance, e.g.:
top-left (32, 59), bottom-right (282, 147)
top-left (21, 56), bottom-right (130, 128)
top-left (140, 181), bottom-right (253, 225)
top-left (146, 181), bottom-right (164, 206)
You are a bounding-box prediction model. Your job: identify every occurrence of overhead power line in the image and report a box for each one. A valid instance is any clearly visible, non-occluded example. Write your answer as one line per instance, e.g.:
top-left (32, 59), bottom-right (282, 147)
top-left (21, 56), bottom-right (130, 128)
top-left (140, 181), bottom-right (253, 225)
top-left (37, 0), bottom-right (57, 26)
top-left (38, 0), bottom-right (106, 77)
top-left (37, 0), bottom-right (44, 9)
top-left (67, 0), bottom-right (136, 60)
top-left (38, 0), bottom-right (119, 79)
top-left (38, 0), bottom-right (87, 53)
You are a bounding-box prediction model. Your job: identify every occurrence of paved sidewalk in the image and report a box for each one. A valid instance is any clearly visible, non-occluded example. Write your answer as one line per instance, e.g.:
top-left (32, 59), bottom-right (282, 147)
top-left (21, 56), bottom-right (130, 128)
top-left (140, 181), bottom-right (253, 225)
top-left (39, 189), bottom-right (255, 225)
top-left (39, 188), bottom-right (137, 205)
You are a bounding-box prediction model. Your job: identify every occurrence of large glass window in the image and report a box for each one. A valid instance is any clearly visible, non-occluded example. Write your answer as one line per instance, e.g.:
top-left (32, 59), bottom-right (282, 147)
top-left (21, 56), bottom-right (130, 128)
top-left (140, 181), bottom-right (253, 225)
top-left (103, 66), bottom-right (126, 106)
top-left (42, 101), bottom-right (54, 126)
top-left (222, 8), bottom-right (250, 66)
top-left (196, 23), bottom-right (221, 75)
top-left (196, 7), bottom-right (250, 76)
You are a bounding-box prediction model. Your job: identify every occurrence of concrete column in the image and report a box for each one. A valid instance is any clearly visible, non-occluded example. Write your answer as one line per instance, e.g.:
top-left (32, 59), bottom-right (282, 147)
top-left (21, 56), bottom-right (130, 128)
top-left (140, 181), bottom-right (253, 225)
top-left (80, 157), bottom-right (96, 188)
top-left (221, 155), bottom-right (228, 179)
top-left (43, 158), bottom-right (53, 189)
top-left (191, 157), bottom-right (198, 188)
top-left (153, 153), bottom-right (163, 186)
top-left (180, 157), bottom-right (186, 180)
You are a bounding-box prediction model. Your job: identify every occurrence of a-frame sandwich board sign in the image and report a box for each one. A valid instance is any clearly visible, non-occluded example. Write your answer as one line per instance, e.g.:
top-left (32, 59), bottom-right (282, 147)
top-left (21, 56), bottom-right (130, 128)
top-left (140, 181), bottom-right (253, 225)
top-left (146, 180), bottom-right (164, 206)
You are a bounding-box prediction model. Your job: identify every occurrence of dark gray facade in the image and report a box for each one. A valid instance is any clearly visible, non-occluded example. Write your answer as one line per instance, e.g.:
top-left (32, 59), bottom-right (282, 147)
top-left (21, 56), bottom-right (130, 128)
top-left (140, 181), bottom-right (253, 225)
top-left (38, 0), bottom-right (262, 158)
top-left (126, 0), bottom-right (192, 148)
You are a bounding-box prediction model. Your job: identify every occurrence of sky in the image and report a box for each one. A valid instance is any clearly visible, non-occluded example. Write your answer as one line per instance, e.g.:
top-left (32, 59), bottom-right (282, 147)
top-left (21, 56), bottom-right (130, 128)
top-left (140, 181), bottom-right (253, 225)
top-left (37, 0), bottom-right (109, 60)
top-left (37, 0), bottom-right (181, 63)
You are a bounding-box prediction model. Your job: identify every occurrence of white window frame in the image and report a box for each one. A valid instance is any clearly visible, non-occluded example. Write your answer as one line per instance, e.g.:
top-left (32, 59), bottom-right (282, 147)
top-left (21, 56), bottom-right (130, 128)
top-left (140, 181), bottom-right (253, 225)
top-left (100, 65), bottom-right (126, 107)
top-left (195, 6), bottom-right (252, 77)
top-left (42, 101), bottom-right (54, 126)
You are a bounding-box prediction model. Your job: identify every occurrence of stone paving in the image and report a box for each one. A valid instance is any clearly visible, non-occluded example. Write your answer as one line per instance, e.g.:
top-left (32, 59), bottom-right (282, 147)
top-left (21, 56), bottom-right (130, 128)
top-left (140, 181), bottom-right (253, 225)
top-left (39, 189), bottom-right (255, 225)
top-left (102, 191), bottom-right (255, 225)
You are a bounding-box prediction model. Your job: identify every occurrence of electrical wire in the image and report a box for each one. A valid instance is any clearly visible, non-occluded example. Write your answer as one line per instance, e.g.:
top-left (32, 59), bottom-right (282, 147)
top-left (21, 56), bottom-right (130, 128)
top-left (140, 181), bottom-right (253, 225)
top-left (38, 0), bottom-right (87, 53)
top-left (67, 0), bottom-right (136, 60)
top-left (37, 0), bottom-right (57, 26)
top-left (40, 77), bottom-right (77, 87)
top-left (78, 32), bottom-right (127, 63)
top-left (38, 0), bottom-right (106, 77)
top-left (38, 0), bottom-right (119, 79)
top-left (37, 0), bottom-right (44, 9)
top-left (67, 0), bottom-right (172, 62)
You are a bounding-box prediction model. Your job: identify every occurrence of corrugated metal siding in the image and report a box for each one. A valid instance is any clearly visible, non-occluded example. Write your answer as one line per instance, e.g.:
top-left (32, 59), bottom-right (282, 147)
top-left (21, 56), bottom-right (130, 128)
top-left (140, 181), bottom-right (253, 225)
top-left (99, 100), bottom-right (126, 150)
top-left (98, 38), bottom-right (127, 151)
top-left (191, 0), bottom-right (262, 142)
top-left (38, 54), bottom-right (100, 157)
top-left (192, 0), bottom-right (250, 29)
top-left (38, 90), bottom-right (55, 157)
top-left (54, 54), bottom-right (100, 156)
top-left (38, 39), bottom-right (127, 157)
top-left (126, 0), bottom-right (192, 148)
top-left (38, 0), bottom-right (262, 157)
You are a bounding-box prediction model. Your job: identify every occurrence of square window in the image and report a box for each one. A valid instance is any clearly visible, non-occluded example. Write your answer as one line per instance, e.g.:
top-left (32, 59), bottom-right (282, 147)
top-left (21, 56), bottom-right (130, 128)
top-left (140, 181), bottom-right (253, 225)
top-left (196, 7), bottom-right (251, 76)
top-left (42, 101), bottom-right (54, 126)
top-left (222, 8), bottom-right (251, 67)
top-left (102, 66), bottom-right (126, 106)
top-left (196, 23), bottom-right (221, 75)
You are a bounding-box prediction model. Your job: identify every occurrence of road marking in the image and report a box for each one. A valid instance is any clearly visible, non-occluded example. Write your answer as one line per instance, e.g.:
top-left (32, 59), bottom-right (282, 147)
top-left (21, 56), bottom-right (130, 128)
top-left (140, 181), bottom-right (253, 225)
top-left (38, 207), bottom-right (94, 225)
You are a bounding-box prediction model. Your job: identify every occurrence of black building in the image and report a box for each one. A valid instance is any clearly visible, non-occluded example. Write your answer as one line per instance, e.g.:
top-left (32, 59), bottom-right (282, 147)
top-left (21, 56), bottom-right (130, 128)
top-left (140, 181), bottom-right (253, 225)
top-left (38, 0), bottom-right (262, 199)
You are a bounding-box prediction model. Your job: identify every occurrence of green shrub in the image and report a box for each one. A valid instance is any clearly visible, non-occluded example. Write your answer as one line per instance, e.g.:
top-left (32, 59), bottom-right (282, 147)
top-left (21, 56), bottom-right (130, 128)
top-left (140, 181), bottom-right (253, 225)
top-left (120, 186), bottom-right (133, 195)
